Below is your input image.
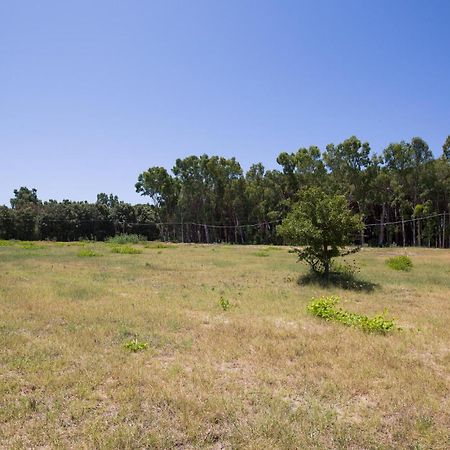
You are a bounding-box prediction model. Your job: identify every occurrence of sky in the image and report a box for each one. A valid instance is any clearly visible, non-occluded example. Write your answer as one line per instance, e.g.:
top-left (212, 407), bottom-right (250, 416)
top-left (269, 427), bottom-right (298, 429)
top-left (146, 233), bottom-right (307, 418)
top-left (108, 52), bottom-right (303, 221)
top-left (1, 0), bottom-right (450, 206)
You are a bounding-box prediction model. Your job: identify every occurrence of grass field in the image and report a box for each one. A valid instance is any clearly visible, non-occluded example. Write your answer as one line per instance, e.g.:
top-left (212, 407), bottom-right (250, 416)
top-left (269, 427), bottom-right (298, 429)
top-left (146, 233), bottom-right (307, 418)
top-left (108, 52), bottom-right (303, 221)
top-left (0, 241), bottom-right (449, 449)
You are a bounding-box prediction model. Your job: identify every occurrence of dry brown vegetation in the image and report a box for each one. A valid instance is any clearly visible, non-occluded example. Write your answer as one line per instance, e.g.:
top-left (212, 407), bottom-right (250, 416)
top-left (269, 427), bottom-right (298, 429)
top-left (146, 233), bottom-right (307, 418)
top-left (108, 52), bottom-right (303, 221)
top-left (0, 241), bottom-right (449, 449)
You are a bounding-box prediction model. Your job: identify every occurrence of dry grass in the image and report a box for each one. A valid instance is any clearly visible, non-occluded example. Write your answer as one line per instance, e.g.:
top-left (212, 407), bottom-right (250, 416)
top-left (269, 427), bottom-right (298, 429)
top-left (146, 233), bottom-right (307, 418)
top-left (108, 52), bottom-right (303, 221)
top-left (0, 242), bottom-right (449, 449)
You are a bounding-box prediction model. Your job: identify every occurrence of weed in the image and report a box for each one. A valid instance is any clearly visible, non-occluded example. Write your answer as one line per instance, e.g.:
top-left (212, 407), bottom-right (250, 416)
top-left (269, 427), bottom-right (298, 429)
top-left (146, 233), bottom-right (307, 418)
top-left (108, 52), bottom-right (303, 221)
top-left (110, 246), bottom-right (142, 255)
top-left (124, 338), bottom-right (148, 352)
top-left (219, 296), bottom-right (231, 311)
top-left (307, 296), bottom-right (398, 334)
top-left (386, 255), bottom-right (413, 271)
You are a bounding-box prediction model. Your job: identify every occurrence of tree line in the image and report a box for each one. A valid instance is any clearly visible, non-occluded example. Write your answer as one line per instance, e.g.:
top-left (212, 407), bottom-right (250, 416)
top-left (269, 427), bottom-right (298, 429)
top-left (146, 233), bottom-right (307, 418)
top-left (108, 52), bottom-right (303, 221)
top-left (1, 135), bottom-right (450, 246)
top-left (0, 191), bottom-right (159, 242)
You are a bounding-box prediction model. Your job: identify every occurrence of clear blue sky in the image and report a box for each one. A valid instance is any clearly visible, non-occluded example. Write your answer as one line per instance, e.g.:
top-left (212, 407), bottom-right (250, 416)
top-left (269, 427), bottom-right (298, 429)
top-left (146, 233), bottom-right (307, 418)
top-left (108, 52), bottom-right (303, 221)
top-left (1, 0), bottom-right (449, 206)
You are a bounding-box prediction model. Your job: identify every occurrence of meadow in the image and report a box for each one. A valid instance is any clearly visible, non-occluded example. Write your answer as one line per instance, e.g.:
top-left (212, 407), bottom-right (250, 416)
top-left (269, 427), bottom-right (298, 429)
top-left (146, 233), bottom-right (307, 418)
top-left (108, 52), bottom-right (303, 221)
top-left (0, 241), bottom-right (449, 449)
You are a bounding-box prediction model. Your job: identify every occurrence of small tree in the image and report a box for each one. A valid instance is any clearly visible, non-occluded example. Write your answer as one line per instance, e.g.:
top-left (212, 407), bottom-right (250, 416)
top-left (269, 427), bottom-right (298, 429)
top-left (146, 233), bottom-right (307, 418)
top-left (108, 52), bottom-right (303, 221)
top-left (278, 187), bottom-right (364, 278)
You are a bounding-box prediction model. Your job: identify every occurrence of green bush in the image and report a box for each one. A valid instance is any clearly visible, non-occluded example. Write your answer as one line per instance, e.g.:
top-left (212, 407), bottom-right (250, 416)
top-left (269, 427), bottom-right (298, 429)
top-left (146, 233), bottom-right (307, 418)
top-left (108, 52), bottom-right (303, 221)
top-left (106, 234), bottom-right (147, 245)
top-left (386, 255), bottom-right (413, 271)
top-left (110, 246), bottom-right (142, 255)
top-left (307, 296), bottom-right (398, 334)
top-left (77, 248), bottom-right (97, 257)
top-left (124, 338), bottom-right (148, 352)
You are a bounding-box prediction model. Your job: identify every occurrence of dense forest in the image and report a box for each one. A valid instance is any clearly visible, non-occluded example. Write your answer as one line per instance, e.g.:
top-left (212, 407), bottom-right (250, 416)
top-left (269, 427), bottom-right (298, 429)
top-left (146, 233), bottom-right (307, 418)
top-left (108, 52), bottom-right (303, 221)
top-left (2, 135), bottom-right (450, 247)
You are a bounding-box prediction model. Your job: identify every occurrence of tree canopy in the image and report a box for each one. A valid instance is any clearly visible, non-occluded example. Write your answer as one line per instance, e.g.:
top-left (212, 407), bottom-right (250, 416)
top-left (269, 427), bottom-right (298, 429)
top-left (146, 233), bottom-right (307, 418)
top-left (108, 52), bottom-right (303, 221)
top-left (277, 187), bottom-right (364, 276)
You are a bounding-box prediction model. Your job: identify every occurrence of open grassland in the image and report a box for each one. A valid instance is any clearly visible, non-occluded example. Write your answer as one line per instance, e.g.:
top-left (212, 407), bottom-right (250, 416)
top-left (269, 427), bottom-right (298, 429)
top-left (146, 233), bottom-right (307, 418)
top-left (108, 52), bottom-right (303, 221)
top-left (0, 241), bottom-right (449, 449)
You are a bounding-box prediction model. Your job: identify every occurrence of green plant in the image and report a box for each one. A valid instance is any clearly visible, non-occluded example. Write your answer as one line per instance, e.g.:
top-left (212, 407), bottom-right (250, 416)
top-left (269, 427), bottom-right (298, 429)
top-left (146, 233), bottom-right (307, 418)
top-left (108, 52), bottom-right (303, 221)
top-left (219, 296), bottom-right (231, 311)
top-left (107, 234), bottom-right (147, 244)
top-left (77, 248), bottom-right (97, 257)
top-left (278, 187), bottom-right (364, 278)
top-left (124, 339), bottom-right (148, 352)
top-left (307, 296), bottom-right (398, 334)
top-left (110, 246), bottom-right (142, 254)
top-left (386, 255), bottom-right (413, 271)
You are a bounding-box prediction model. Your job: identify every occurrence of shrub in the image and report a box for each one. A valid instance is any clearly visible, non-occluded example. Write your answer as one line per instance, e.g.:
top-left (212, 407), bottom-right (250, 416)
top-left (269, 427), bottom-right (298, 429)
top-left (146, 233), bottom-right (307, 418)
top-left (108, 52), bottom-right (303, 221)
top-left (307, 296), bottom-right (398, 334)
top-left (77, 248), bottom-right (97, 257)
top-left (124, 339), bottom-right (148, 352)
top-left (111, 246), bottom-right (142, 255)
top-left (107, 234), bottom-right (147, 245)
top-left (386, 255), bottom-right (413, 271)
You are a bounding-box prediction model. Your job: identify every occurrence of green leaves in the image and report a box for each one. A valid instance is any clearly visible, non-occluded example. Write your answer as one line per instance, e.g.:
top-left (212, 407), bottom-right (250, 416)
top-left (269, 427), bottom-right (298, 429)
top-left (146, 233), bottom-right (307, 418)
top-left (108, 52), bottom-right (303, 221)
top-left (386, 255), bottom-right (413, 271)
top-left (278, 187), bottom-right (363, 276)
top-left (307, 296), bottom-right (398, 334)
top-left (124, 339), bottom-right (148, 352)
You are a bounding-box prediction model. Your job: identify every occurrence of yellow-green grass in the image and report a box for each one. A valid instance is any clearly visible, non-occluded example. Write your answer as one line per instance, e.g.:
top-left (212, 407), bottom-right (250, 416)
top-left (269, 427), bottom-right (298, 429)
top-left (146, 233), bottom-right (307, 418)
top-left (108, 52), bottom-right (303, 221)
top-left (0, 242), bottom-right (449, 449)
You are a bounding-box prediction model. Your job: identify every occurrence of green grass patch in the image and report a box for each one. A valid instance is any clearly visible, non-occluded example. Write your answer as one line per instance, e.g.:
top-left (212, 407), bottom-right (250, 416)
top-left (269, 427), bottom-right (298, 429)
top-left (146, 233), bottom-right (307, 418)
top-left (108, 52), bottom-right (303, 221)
top-left (77, 248), bottom-right (97, 257)
top-left (144, 242), bottom-right (174, 249)
top-left (106, 234), bottom-right (147, 244)
top-left (307, 296), bottom-right (398, 334)
top-left (18, 241), bottom-right (44, 249)
top-left (386, 255), bottom-right (413, 271)
top-left (253, 251), bottom-right (270, 257)
top-left (110, 246), bottom-right (142, 255)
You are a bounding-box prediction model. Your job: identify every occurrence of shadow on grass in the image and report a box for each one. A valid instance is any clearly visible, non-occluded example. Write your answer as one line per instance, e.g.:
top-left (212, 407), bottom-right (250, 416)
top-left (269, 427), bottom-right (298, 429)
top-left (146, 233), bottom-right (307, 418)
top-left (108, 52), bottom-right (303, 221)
top-left (298, 270), bottom-right (379, 292)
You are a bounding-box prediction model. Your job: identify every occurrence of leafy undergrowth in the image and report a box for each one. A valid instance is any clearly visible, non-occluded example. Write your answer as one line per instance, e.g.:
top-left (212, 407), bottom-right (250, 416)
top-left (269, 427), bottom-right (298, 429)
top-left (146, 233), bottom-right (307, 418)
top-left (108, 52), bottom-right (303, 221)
top-left (106, 234), bottom-right (147, 244)
top-left (124, 338), bottom-right (148, 352)
top-left (77, 248), bottom-right (97, 257)
top-left (386, 255), bottom-right (413, 271)
top-left (307, 296), bottom-right (398, 334)
top-left (110, 246), bottom-right (142, 254)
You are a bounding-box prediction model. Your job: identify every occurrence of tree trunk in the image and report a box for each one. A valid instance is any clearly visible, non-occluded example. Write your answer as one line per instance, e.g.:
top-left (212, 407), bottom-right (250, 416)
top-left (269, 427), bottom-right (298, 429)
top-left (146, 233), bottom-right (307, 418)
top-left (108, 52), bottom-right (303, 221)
top-left (401, 215), bottom-right (406, 247)
top-left (442, 213), bottom-right (446, 249)
top-left (379, 203), bottom-right (386, 247)
top-left (417, 219), bottom-right (422, 247)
